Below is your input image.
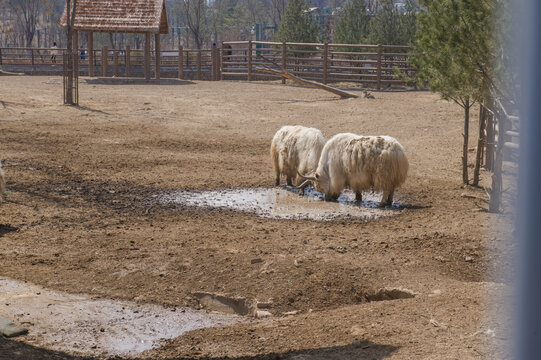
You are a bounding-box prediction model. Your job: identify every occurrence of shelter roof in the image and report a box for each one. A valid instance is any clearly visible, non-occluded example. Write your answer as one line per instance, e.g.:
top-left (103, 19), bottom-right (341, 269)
top-left (60, 0), bottom-right (169, 34)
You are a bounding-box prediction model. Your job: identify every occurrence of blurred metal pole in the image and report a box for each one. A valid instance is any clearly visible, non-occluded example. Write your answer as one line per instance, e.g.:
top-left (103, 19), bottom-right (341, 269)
top-left (517, 0), bottom-right (541, 358)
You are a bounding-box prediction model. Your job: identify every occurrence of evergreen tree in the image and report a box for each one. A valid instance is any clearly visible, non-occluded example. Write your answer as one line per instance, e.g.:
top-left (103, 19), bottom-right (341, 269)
top-left (399, 0), bottom-right (418, 45)
top-left (333, 0), bottom-right (370, 44)
top-left (274, 0), bottom-right (321, 43)
top-left (368, 0), bottom-right (402, 45)
top-left (413, 0), bottom-right (488, 184)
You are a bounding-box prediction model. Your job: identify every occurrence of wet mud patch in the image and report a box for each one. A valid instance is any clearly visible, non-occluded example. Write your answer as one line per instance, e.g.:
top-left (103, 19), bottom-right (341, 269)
top-left (158, 187), bottom-right (403, 221)
top-left (0, 278), bottom-right (245, 357)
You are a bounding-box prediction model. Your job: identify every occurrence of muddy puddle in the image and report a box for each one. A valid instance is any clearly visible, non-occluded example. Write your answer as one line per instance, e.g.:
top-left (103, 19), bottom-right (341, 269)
top-left (0, 278), bottom-right (244, 357)
top-left (159, 187), bottom-right (402, 221)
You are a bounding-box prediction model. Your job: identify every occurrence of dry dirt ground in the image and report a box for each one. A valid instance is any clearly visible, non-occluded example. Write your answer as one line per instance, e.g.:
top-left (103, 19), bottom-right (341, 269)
top-left (0, 77), bottom-right (513, 359)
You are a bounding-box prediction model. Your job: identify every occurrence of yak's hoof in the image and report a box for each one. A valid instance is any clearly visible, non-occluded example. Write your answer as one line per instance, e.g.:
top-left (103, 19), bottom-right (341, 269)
top-left (275, 179), bottom-right (280, 186)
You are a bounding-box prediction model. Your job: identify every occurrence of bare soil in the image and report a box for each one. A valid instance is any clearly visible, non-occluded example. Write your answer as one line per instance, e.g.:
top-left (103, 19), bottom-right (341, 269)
top-left (0, 77), bottom-right (513, 359)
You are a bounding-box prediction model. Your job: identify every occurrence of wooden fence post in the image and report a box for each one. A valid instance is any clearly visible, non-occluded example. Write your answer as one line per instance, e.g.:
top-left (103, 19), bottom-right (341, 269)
top-left (248, 40), bottom-right (252, 81)
top-left (376, 44), bottom-right (382, 90)
top-left (113, 50), bottom-right (119, 77)
top-left (88, 32), bottom-right (94, 77)
top-left (125, 45), bottom-right (131, 77)
top-left (0, 48), bottom-right (3, 66)
top-left (178, 45), bottom-right (183, 79)
top-left (102, 45), bottom-right (108, 77)
top-left (281, 42), bottom-right (286, 84)
top-left (197, 50), bottom-right (202, 80)
top-left (323, 42), bottom-right (328, 84)
top-left (155, 33), bottom-right (161, 79)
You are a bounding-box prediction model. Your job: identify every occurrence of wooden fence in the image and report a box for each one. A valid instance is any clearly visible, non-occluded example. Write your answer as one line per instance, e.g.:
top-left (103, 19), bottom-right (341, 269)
top-left (221, 41), bottom-right (415, 89)
top-left (0, 41), bottom-right (414, 86)
top-left (0, 46), bottom-right (218, 80)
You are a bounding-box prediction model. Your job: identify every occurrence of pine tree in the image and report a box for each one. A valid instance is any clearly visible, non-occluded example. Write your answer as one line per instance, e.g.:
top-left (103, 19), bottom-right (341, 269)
top-left (413, 0), bottom-right (487, 184)
top-left (274, 0), bottom-right (321, 43)
top-left (333, 0), bottom-right (370, 45)
top-left (368, 0), bottom-right (402, 45)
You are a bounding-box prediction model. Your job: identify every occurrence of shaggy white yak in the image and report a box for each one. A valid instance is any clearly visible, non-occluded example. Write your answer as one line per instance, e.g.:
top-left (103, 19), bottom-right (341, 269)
top-left (270, 125), bottom-right (325, 194)
top-left (298, 133), bottom-right (409, 206)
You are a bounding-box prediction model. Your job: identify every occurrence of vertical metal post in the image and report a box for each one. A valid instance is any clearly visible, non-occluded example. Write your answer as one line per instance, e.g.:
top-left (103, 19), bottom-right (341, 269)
top-left (88, 32), bottom-right (94, 77)
top-left (102, 45), bottom-right (108, 77)
top-left (113, 50), bottom-right (119, 77)
top-left (221, 45), bottom-right (226, 80)
top-left (281, 42), bottom-right (286, 84)
top-left (248, 40), bottom-right (252, 81)
top-left (125, 45), bottom-right (131, 77)
top-left (73, 30), bottom-right (79, 77)
top-left (178, 45), bottom-right (183, 79)
top-left (211, 44), bottom-right (217, 81)
top-left (144, 32), bottom-right (151, 80)
top-left (323, 42), bottom-right (328, 84)
top-left (197, 51), bottom-right (201, 80)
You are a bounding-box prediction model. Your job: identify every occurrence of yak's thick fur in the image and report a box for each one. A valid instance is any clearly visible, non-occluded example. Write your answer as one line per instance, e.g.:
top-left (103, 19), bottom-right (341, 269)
top-left (271, 126), bottom-right (325, 191)
top-left (307, 133), bottom-right (408, 206)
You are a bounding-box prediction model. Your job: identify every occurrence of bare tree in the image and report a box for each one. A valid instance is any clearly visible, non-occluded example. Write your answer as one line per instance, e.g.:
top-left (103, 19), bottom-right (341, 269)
top-left (268, 0), bottom-right (286, 29)
top-left (181, 0), bottom-right (207, 49)
top-left (7, 0), bottom-right (55, 47)
top-left (65, 0), bottom-right (77, 105)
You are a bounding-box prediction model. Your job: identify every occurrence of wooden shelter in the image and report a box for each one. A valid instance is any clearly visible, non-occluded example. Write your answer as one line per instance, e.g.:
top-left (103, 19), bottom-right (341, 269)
top-left (60, 0), bottom-right (169, 80)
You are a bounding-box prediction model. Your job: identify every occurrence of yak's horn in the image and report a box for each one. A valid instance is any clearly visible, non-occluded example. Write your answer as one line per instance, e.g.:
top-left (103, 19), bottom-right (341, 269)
top-left (297, 179), bottom-right (312, 189)
top-left (297, 171), bottom-right (317, 182)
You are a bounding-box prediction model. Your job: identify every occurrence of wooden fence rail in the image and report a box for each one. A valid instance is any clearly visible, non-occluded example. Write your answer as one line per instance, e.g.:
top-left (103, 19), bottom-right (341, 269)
top-left (221, 41), bottom-right (415, 89)
top-left (0, 42), bottom-right (414, 86)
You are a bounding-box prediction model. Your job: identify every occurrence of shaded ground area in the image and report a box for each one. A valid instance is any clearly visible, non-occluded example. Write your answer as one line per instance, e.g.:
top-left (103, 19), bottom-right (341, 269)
top-left (0, 77), bottom-right (513, 359)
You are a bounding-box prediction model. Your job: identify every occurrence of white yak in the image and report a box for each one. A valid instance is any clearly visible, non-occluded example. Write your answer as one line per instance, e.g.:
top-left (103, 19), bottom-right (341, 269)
top-left (298, 133), bottom-right (409, 206)
top-left (270, 125), bottom-right (325, 194)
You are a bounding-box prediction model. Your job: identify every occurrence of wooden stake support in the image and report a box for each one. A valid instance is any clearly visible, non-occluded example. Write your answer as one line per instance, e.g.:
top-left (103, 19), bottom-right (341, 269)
top-left (255, 53), bottom-right (358, 99)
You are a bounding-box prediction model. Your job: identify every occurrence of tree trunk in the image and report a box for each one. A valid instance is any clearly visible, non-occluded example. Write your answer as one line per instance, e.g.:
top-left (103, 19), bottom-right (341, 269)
top-left (462, 98), bottom-right (470, 185)
top-left (66, 0), bottom-right (73, 105)
top-left (473, 103), bottom-right (487, 186)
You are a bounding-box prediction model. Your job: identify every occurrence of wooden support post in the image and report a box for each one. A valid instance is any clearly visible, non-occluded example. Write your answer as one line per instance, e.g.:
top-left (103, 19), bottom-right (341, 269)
top-left (281, 42), bottom-right (286, 84)
top-left (0, 48), bottom-right (3, 66)
top-left (113, 51), bottom-right (119, 77)
top-left (144, 32), bottom-right (151, 80)
top-left (178, 45), bottom-right (183, 79)
top-left (125, 45), bottom-right (131, 77)
top-left (73, 30), bottom-right (79, 76)
top-left (155, 33), bottom-right (161, 79)
top-left (88, 32), bottom-right (94, 77)
top-left (197, 51), bottom-right (201, 80)
top-left (376, 44), bottom-right (382, 90)
top-left (102, 45), bottom-right (108, 77)
top-left (248, 40), bottom-right (253, 81)
top-left (323, 42), bottom-right (328, 84)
